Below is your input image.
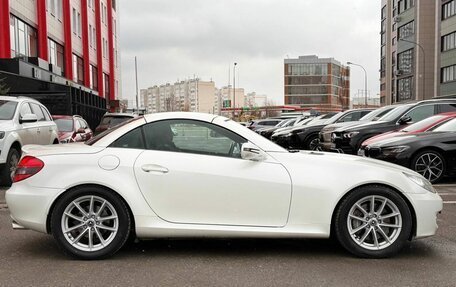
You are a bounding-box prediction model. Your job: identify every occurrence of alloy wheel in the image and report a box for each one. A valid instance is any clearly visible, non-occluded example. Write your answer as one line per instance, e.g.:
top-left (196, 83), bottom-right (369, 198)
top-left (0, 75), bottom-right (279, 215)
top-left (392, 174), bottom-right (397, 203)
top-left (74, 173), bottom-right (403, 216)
top-left (61, 195), bottom-right (119, 252)
top-left (414, 152), bottom-right (443, 183)
top-left (8, 151), bottom-right (19, 179)
top-left (309, 138), bottom-right (321, 151)
top-left (347, 195), bottom-right (402, 250)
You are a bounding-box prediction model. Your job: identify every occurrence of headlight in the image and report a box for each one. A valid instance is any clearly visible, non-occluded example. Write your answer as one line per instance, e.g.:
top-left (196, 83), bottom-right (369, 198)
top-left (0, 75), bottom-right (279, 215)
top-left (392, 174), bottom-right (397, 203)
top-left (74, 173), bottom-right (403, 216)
top-left (404, 172), bottom-right (436, 193)
top-left (343, 131), bottom-right (359, 139)
top-left (381, 145), bottom-right (409, 156)
top-left (0, 131), bottom-right (4, 139)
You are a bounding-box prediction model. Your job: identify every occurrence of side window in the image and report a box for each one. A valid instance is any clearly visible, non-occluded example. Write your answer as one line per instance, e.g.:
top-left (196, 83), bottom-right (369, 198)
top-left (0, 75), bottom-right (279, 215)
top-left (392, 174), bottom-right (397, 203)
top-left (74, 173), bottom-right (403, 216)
top-left (79, 119), bottom-right (89, 129)
top-left (110, 127), bottom-right (145, 149)
top-left (40, 106), bottom-right (52, 121)
top-left (360, 111), bottom-right (371, 118)
top-left (143, 120), bottom-right (247, 158)
top-left (338, 113), bottom-right (356, 123)
top-left (438, 103), bottom-right (456, 113)
top-left (30, 103), bottom-right (45, 121)
top-left (19, 103), bottom-right (32, 117)
top-left (74, 119), bottom-right (82, 130)
top-left (404, 105), bottom-right (435, 123)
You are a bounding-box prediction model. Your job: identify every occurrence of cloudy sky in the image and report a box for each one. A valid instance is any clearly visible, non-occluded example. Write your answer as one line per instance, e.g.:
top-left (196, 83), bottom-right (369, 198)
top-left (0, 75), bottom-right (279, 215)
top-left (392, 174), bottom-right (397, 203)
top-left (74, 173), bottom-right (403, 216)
top-left (119, 0), bottom-right (380, 106)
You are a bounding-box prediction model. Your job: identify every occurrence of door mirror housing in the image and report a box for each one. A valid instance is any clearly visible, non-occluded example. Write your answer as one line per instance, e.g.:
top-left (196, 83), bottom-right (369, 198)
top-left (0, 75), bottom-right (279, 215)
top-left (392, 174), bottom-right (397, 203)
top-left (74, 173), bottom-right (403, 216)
top-left (20, 114), bottom-right (38, 124)
top-left (76, 128), bottom-right (85, 134)
top-left (398, 116), bottom-right (412, 125)
top-left (241, 142), bottom-right (267, 161)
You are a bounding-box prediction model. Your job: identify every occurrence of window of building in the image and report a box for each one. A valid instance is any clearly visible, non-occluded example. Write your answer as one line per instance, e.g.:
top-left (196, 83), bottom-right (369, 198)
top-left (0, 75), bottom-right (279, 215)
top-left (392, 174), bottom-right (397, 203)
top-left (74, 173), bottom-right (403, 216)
top-left (92, 26), bottom-right (96, 49)
top-left (442, 65), bottom-right (456, 83)
top-left (442, 32), bottom-right (456, 52)
top-left (9, 16), bottom-right (37, 58)
top-left (77, 12), bottom-right (81, 37)
top-left (104, 73), bottom-right (110, 97)
top-left (381, 5), bottom-right (386, 19)
top-left (381, 20), bottom-right (386, 33)
top-left (90, 65), bottom-right (98, 90)
top-left (48, 39), bottom-right (64, 73)
top-left (398, 0), bottom-right (415, 14)
top-left (398, 21), bottom-right (414, 39)
top-left (398, 49), bottom-right (414, 74)
top-left (381, 45), bottom-right (386, 58)
top-left (72, 54), bottom-right (84, 85)
top-left (443, 0), bottom-right (456, 20)
top-left (72, 8), bottom-right (76, 34)
top-left (49, 0), bottom-right (56, 15)
top-left (89, 24), bottom-right (93, 47)
top-left (393, 23), bottom-right (397, 31)
top-left (393, 37), bottom-right (397, 46)
top-left (397, 77), bottom-right (414, 102)
top-left (392, 51), bottom-right (396, 65)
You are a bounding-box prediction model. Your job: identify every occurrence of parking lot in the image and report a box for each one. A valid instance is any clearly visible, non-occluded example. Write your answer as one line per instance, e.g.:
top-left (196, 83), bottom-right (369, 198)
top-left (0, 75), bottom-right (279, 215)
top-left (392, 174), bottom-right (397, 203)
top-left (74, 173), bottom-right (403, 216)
top-left (0, 185), bottom-right (455, 286)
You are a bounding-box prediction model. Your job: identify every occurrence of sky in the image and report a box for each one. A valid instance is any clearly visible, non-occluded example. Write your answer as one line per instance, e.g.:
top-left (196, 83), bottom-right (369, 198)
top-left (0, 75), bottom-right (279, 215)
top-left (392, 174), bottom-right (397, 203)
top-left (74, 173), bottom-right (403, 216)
top-left (119, 0), bottom-right (380, 106)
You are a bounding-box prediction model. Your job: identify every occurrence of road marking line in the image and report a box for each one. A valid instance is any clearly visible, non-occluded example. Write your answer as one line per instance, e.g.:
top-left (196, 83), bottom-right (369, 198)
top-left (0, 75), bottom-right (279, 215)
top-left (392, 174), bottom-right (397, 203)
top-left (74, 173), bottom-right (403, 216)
top-left (443, 201), bottom-right (456, 204)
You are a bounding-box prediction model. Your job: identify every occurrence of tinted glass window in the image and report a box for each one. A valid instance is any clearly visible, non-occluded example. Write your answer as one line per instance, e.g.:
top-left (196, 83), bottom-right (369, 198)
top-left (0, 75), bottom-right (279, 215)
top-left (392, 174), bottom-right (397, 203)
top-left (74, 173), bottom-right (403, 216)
top-left (143, 120), bottom-right (247, 158)
top-left (110, 127), bottom-right (145, 149)
top-left (30, 103), bottom-right (45, 121)
top-left (360, 106), bottom-right (393, 121)
top-left (378, 104), bottom-right (414, 122)
top-left (101, 115), bottom-right (134, 128)
top-left (403, 105), bottom-right (435, 123)
top-left (54, 119), bottom-right (73, 132)
top-left (438, 103), bottom-right (456, 113)
top-left (0, 100), bottom-right (18, 120)
top-left (79, 119), bottom-right (88, 129)
top-left (40, 106), bottom-right (51, 121)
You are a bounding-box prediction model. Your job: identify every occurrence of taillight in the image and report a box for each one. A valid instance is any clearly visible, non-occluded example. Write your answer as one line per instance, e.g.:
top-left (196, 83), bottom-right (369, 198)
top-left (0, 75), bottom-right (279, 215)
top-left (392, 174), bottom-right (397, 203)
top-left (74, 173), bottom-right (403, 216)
top-left (13, 156), bottom-right (44, 183)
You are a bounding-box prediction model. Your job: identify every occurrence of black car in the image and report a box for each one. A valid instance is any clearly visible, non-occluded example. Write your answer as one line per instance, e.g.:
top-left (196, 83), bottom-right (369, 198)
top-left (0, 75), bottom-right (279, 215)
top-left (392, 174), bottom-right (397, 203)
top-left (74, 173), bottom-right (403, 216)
top-left (319, 105), bottom-right (395, 151)
top-left (272, 109), bottom-right (372, 150)
top-left (331, 99), bottom-right (456, 154)
top-left (361, 117), bottom-right (456, 183)
top-left (258, 117), bottom-right (306, 139)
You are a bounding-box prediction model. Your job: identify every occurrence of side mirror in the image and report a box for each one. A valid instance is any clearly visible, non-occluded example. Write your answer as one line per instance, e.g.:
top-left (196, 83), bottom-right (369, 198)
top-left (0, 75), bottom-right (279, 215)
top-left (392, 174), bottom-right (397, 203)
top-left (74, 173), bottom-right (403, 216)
top-left (76, 128), bottom-right (85, 134)
top-left (20, 113), bottom-right (38, 124)
top-left (398, 116), bottom-right (412, 125)
top-left (241, 142), bottom-right (267, 161)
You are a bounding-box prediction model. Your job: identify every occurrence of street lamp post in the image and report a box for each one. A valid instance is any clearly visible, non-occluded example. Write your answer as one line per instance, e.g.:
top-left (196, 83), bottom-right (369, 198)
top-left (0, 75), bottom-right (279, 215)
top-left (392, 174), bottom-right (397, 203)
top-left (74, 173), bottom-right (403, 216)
top-left (347, 62), bottom-right (368, 107)
top-left (233, 62), bottom-right (237, 118)
top-left (398, 38), bottom-right (425, 101)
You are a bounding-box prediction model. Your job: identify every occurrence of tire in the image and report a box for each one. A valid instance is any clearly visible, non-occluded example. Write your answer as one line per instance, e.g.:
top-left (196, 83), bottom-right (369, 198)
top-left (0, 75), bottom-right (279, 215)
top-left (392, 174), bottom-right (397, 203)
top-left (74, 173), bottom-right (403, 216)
top-left (334, 185), bottom-right (412, 258)
top-left (305, 134), bottom-right (321, 151)
top-left (0, 148), bottom-right (20, 187)
top-left (411, 150), bottom-right (445, 184)
top-left (51, 186), bottom-right (131, 260)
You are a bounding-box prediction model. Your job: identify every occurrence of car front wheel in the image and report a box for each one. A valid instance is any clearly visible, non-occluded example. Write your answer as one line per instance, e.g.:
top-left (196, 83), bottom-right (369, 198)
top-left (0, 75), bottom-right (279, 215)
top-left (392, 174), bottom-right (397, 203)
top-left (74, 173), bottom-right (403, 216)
top-left (334, 185), bottom-right (412, 258)
top-left (0, 148), bottom-right (20, 186)
top-left (51, 186), bottom-right (131, 259)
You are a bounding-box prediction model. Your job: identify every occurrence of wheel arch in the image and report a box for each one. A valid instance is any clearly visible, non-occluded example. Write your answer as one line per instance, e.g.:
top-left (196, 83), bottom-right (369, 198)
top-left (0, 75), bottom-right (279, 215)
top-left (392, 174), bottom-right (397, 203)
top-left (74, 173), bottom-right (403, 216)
top-left (330, 183), bottom-right (417, 240)
top-left (46, 183), bottom-right (136, 238)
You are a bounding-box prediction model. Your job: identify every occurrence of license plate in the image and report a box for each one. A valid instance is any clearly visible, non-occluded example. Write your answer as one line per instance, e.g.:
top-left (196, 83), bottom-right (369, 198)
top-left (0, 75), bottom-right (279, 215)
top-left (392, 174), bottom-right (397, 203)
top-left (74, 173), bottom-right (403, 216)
top-left (357, 149), bottom-right (365, 157)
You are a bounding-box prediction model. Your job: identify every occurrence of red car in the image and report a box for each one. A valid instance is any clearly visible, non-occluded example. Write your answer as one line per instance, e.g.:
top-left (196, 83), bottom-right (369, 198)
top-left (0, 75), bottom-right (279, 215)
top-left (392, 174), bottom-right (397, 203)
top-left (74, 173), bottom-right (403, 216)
top-left (52, 115), bottom-right (93, 143)
top-left (361, 112), bottom-right (456, 149)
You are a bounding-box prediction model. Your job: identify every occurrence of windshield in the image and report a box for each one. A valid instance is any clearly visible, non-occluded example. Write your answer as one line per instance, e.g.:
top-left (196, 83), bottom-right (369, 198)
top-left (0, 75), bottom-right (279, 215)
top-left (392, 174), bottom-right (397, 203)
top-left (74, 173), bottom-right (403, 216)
top-left (87, 116), bottom-right (144, 145)
top-left (377, 104), bottom-right (413, 122)
top-left (0, 100), bottom-right (18, 120)
top-left (101, 116), bottom-right (134, 128)
top-left (325, 112), bottom-right (344, 124)
top-left (402, 114), bottom-right (450, 132)
top-left (430, 118), bottom-right (456, 132)
top-left (54, 118), bottom-right (74, 132)
top-left (360, 106), bottom-right (394, 121)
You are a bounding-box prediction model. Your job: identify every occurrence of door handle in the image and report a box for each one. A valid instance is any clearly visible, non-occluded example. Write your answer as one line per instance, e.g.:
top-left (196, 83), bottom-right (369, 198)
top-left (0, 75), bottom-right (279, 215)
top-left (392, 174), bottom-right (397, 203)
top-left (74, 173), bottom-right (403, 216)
top-left (141, 164), bottom-right (169, 174)
top-left (37, 128), bottom-right (41, 134)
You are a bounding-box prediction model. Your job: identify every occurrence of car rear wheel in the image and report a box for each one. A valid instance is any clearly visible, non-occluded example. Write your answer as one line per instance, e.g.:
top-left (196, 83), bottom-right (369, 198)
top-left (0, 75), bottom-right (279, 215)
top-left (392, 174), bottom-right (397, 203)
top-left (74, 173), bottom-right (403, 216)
top-left (411, 150), bottom-right (445, 183)
top-left (334, 185), bottom-right (412, 258)
top-left (0, 148), bottom-right (20, 186)
top-left (51, 186), bottom-right (131, 259)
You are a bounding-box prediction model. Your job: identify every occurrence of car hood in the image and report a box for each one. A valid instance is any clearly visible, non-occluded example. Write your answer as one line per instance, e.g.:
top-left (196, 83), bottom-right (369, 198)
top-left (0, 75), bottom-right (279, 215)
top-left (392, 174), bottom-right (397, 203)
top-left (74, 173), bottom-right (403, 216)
top-left (334, 120), bottom-right (390, 132)
top-left (321, 121), bottom-right (370, 133)
top-left (22, 142), bottom-right (105, 157)
top-left (369, 131), bottom-right (456, 148)
top-left (362, 130), bottom-right (403, 147)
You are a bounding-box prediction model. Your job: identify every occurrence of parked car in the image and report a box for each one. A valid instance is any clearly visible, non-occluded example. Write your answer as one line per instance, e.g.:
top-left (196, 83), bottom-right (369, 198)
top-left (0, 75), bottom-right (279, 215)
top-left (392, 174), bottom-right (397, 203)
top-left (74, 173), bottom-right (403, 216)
top-left (361, 117), bottom-right (456, 183)
top-left (247, 118), bottom-right (284, 131)
top-left (320, 105), bottom-right (396, 151)
top-left (272, 109), bottom-right (373, 150)
top-left (53, 115), bottom-right (93, 143)
top-left (0, 96), bottom-right (59, 186)
top-left (6, 112), bottom-right (442, 259)
top-left (331, 99), bottom-right (456, 154)
top-left (94, 113), bottom-right (136, 135)
top-left (257, 117), bottom-right (298, 138)
top-left (360, 112), bottom-right (456, 151)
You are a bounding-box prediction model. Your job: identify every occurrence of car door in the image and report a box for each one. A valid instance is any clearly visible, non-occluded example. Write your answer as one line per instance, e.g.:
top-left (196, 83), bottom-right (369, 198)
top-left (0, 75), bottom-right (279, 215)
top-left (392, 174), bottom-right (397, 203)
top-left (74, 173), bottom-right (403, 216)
top-left (29, 103), bottom-right (50, 144)
top-left (16, 102), bottom-right (38, 145)
top-left (133, 119), bottom-right (292, 227)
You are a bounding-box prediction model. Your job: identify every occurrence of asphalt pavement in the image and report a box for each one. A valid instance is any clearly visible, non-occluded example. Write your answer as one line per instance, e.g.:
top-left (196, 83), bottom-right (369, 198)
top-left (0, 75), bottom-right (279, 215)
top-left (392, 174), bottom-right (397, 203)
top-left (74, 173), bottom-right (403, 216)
top-left (0, 185), bottom-right (455, 286)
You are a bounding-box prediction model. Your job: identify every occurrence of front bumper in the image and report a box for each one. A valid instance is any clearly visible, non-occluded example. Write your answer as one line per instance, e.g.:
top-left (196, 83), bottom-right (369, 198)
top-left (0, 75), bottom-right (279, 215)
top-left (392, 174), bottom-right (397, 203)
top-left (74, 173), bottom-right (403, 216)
top-left (408, 191), bottom-right (443, 239)
top-left (5, 184), bottom-right (65, 234)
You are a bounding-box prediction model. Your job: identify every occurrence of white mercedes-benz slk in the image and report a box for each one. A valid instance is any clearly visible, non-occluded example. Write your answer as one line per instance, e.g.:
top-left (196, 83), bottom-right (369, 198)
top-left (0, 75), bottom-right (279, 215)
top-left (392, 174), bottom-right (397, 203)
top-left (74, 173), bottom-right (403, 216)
top-left (6, 112), bottom-right (442, 259)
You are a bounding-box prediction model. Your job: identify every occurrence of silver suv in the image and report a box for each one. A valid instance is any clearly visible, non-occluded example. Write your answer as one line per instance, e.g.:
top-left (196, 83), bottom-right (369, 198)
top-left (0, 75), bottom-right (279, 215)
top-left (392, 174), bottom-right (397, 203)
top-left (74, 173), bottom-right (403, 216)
top-left (0, 96), bottom-right (59, 186)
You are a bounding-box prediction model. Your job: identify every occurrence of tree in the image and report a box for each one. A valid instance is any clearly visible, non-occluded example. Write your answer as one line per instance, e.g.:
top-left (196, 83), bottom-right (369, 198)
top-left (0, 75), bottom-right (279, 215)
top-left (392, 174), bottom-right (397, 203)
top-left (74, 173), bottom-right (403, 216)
top-left (0, 78), bottom-right (10, 95)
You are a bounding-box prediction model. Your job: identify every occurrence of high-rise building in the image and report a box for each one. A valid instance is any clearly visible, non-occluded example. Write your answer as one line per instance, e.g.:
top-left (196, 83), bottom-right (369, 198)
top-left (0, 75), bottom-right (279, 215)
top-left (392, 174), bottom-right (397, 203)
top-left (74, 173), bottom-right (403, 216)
top-left (140, 79), bottom-right (216, 114)
top-left (0, 0), bottom-right (120, 117)
top-left (380, 0), bottom-right (456, 105)
top-left (284, 55), bottom-right (350, 113)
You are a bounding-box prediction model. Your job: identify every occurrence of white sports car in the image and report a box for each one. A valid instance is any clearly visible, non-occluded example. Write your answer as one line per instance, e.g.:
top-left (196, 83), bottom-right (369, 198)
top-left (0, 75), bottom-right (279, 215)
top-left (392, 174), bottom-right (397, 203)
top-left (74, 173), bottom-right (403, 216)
top-left (6, 113), bottom-right (442, 259)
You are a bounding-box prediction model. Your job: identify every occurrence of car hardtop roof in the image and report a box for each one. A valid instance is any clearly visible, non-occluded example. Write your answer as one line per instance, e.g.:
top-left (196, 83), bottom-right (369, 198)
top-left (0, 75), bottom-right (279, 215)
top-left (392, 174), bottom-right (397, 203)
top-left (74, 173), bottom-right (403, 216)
top-left (52, 115), bottom-right (83, 119)
top-left (102, 112), bottom-right (137, 117)
top-left (0, 95), bottom-right (43, 104)
top-left (143, 112), bottom-right (220, 123)
top-left (414, 98), bottom-right (456, 105)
